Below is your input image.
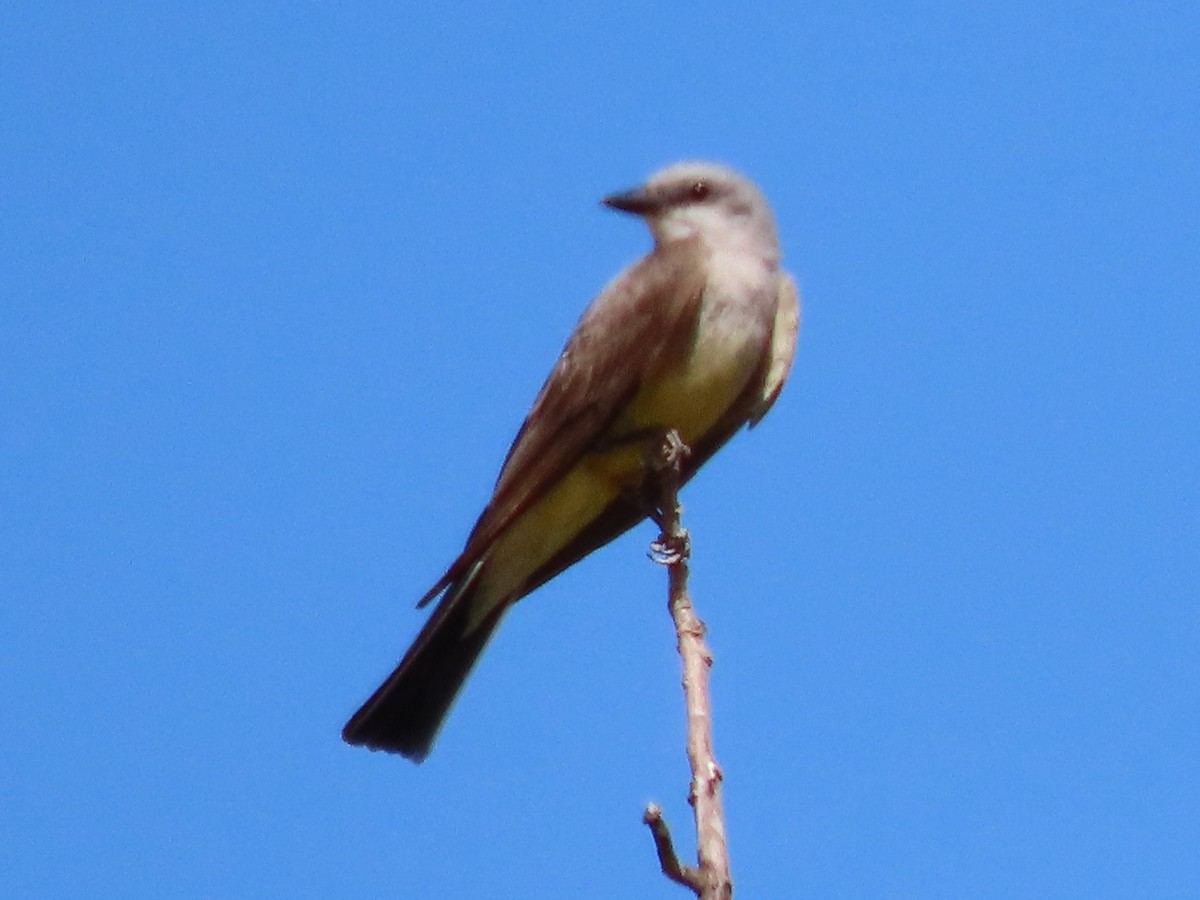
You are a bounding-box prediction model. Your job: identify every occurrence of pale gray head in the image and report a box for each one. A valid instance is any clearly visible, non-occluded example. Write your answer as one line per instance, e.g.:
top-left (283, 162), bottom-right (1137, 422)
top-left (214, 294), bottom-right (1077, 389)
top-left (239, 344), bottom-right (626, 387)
top-left (602, 161), bottom-right (779, 262)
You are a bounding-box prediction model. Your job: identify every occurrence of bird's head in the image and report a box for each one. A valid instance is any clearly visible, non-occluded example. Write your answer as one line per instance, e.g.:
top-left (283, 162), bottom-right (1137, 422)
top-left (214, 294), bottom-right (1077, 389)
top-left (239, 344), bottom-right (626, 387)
top-left (602, 161), bottom-right (779, 260)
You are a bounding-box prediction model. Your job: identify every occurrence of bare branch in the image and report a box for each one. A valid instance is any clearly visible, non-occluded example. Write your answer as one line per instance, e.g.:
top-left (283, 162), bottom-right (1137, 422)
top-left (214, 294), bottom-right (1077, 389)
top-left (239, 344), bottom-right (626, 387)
top-left (643, 803), bottom-right (703, 891)
top-left (641, 430), bottom-right (733, 900)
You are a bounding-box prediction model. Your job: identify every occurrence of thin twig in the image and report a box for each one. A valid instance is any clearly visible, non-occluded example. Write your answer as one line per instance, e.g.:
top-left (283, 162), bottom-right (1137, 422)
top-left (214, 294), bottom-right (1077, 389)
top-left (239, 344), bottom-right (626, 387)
top-left (642, 430), bottom-right (733, 900)
top-left (643, 803), bottom-right (701, 890)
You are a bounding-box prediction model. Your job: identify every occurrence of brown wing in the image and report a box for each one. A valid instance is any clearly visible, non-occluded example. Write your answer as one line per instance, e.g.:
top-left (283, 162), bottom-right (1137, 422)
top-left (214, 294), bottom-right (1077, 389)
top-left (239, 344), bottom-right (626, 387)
top-left (417, 238), bottom-right (709, 606)
top-left (749, 271), bottom-right (800, 426)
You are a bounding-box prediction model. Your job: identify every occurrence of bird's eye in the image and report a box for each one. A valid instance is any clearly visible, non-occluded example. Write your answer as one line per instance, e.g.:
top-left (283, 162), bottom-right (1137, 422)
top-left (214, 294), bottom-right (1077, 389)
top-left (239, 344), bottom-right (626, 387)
top-left (690, 181), bottom-right (710, 200)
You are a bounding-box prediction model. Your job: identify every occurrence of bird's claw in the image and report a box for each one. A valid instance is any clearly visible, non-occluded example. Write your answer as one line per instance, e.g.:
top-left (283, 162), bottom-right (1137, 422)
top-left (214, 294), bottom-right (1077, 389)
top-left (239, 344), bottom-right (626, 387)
top-left (648, 531), bottom-right (689, 566)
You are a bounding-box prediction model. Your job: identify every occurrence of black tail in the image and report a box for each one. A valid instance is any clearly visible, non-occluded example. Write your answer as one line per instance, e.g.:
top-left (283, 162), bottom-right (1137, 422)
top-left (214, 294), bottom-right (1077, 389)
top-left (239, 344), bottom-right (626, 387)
top-left (342, 581), bottom-right (506, 762)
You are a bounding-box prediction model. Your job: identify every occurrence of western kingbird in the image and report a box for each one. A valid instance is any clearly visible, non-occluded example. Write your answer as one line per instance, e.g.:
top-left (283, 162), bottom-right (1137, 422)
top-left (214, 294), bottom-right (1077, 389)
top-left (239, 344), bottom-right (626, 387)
top-left (343, 161), bottom-right (800, 761)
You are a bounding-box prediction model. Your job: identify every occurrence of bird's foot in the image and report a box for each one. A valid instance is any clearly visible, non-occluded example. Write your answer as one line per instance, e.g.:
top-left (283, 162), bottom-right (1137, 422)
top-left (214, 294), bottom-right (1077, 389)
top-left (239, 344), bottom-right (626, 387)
top-left (648, 529), bottom-right (690, 566)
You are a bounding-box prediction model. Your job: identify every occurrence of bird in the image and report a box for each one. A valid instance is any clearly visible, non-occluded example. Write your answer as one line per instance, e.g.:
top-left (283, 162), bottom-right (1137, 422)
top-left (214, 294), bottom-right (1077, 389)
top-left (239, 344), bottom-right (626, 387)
top-left (343, 161), bottom-right (800, 761)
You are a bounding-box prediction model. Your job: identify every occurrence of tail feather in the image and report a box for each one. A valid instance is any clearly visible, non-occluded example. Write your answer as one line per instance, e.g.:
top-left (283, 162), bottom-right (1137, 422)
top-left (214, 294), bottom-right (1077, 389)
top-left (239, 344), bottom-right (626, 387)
top-left (342, 577), bottom-right (506, 762)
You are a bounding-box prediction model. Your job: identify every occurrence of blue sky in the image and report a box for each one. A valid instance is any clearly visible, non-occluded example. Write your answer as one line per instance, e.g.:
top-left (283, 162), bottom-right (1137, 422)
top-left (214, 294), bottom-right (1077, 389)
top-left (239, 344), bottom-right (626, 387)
top-left (3, 2), bottom-right (1198, 897)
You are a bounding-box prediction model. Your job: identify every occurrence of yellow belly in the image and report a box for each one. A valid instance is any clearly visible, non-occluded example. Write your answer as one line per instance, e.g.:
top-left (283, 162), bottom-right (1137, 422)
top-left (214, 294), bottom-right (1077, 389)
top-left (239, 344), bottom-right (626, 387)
top-left (472, 323), bottom-right (761, 615)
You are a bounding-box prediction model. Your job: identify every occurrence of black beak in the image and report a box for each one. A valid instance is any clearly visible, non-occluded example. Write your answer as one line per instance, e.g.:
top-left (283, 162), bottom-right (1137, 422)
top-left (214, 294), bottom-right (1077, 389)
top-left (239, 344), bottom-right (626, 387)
top-left (602, 185), bottom-right (657, 214)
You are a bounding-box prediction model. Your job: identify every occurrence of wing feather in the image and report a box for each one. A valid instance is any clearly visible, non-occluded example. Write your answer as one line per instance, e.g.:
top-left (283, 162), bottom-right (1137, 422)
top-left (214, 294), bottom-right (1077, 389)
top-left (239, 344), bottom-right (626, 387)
top-left (749, 272), bottom-right (800, 426)
top-left (418, 238), bottom-right (709, 606)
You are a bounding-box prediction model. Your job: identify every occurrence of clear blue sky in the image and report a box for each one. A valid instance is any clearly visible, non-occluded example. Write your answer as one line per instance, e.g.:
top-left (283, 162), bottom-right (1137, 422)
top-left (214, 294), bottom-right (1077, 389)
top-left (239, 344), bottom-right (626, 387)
top-left (3, 3), bottom-right (1198, 897)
